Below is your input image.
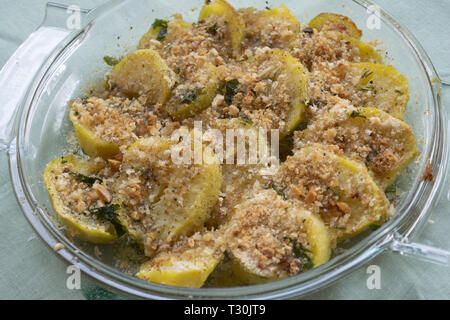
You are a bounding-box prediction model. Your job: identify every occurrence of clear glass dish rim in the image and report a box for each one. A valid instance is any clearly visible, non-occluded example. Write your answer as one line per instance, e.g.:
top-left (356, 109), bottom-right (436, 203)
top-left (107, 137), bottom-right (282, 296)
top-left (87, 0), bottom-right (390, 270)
top-left (8, 0), bottom-right (446, 299)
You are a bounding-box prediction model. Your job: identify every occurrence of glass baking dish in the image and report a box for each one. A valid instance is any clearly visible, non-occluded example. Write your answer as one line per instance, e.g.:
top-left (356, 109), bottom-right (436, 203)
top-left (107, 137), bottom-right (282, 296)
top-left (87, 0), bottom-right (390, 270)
top-left (0, 0), bottom-right (449, 299)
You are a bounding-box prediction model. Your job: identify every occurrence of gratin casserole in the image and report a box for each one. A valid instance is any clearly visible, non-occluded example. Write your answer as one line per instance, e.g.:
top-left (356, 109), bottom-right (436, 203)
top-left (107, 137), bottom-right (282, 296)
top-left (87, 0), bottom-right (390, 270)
top-left (43, 0), bottom-right (418, 288)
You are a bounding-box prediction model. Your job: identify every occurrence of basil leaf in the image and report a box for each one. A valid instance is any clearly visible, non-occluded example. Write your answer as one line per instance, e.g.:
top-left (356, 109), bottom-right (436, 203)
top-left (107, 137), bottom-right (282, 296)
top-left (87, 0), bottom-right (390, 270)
top-left (271, 184), bottom-right (286, 200)
top-left (69, 172), bottom-right (103, 186)
top-left (152, 19), bottom-right (169, 41)
top-left (224, 79), bottom-right (240, 105)
top-left (90, 204), bottom-right (124, 236)
top-left (206, 23), bottom-right (218, 35)
top-left (103, 56), bottom-right (120, 66)
top-left (361, 70), bottom-right (373, 79)
top-left (360, 85), bottom-right (375, 92)
top-left (350, 110), bottom-right (367, 119)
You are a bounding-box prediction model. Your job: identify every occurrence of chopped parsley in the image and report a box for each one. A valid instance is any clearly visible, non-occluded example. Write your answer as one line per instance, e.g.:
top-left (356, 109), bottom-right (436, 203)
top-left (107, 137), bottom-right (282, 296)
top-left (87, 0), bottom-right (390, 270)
top-left (80, 95), bottom-right (89, 104)
top-left (224, 79), bottom-right (240, 105)
top-left (271, 184), bottom-right (286, 199)
top-left (395, 89), bottom-right (404, 95)
top-left (90, 204), bottom-right (120, 222)
top-left (90, 204), bottom-right (124, 235)
top-left (360, 85), bottom-right (375, 92)
top-left (328, 187), bottom-right (341, 199)
top-left (284, 237), bottom-right (314, 270)
top-left (296, 121), bottom-right (308, 131)
top-left (240, 116), bottom-right (253, 124)
top-left (69, 172), bottom-right (102, 186)
top-left (152, 19), bottom-right (168, 41)
top-left (350, 110), bottom-right (367, 119)
top-left (361, 70), bottom-right (374, 79)
top-left (103, 56), bottom-right (120, 66)
top-left (181, 87), bottom-right (204, 104)
top-left (206, 23), bottom-right (218, 35)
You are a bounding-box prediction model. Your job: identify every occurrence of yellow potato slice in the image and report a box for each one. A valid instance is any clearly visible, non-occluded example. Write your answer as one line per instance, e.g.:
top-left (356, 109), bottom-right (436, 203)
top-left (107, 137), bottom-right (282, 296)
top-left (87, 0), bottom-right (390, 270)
top-left (137, 239), bottom-right (222, 288)
top-left (69, 105), bottom-right (120, 160)
top-left (107, 49), bottom-right (174, 105)
top-left (309, 12), bottom-right (362, 39)
top-left (272, 49), bottom-right (309, 138)
top-left (113, 136), bottom-right (222, 257)
top-left (43, 156), bottom-right (118, 244)
top-left (276, 144), bottom-right (391, 240)
top-left (356, 40), bottom-right (383, 64)
top-left (167, 63), bottom-right (219, 120)
top-left (244, 5), bottom-right (300, 48)
top-left (138, 17), bottom-right (192, 49)
top-left (350, 62), bottom-right (410, 119)
top-left (318, 28), bottom-right (383, 64)
top-left (227, 189), bottom-right (331, 284)
top-left (199, 0), bottom-right (245, 57)
top-left (259, 5), bottom-right (300, 29)
top-left (301, 106), bottom-right (418, 190)
top-left (237, 49), bottom-right (308, 138)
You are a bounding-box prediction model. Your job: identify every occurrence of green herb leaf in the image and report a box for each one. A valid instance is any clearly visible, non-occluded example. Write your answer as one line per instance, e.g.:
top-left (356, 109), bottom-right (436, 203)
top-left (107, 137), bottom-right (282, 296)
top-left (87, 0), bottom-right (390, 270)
top-left (152, 18), bottom-right (168, 29)
top-left (271, 184), bottom-right (286, 200)
top-left (361, 70), bottom-right (374, 79)
top-left (90, 204), bottom-right (124, 236)
top-left (181, 87), bottom-right (204, 104)
top-left (152, 19), bottom-right (168, 41)
top-left (69, 172), bottom-right (103, 186)
top-left (103, 56), bottom-right (120, 66)
top-left (296, 121), bottom-right (308, 131)
top-left (285, 237), bottom-right (314, 270)
top-left (328, 187), bottom-right (341, 199)
top-left (350, 110), bottom-right (367, 119)
top-left (157, 27), bottom-right (168, 41)
top-left (80, 95), bottom-right (89, 104)
top-left (360, 85), bottom-right (375, 92)
top-left (206, 23), bottom-right (218, 35)
top-left (90, 204), bottom-right (120, 221)
top-left (224, 79), bottom-right (240, 105)
top-left (240, 116), bottom-right (253, 124)
top-left (395, 89), bottom-right (404, 95)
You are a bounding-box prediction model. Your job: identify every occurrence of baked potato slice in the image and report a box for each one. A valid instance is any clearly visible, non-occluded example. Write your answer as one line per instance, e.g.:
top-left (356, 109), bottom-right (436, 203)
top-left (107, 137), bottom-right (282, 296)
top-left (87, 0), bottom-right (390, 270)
top-left (69, 105), bottom-right (120, 160)
top-left (237, 49), bottom-right (308, 138)
top-left (113, 136), bottom-right (222, 257)
top-left (356, 40), bottom-right (383, 64)
top-left (167, 63), bottom-right (219, 120)
top-left (199, 0), bottom-right (245, 57)
top-left (137, 239), bottom-right (222, 288)
top-left (272, 49), bottom-right (309, 138)
top-left (138, 17), bottom-right (192, 49)
top-left (300, 106), bottom-right (418, 190)
top-left (309, 12), bottom-right (362, 39)
top-left (277, 144), bottom-right (391, 240)
top-left (43, 156), bottom-right (118, 244)
top-left (227, 189), bottom-right (331, 284)
top-left (350, 62), bottom-right (410, 119)
top-left (260, 5), bottom-right (300, 28)
top-left (107, 49), bottom-right (174, 105)
top-left (244, 5), bottom-right (300, 48)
